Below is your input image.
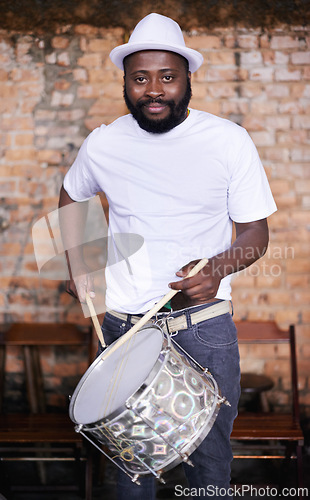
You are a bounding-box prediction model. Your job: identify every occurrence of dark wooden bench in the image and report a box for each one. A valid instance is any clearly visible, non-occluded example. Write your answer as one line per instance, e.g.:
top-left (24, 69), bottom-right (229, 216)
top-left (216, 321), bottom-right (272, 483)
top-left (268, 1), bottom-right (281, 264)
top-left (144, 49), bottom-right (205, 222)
top-left (231, 321), bottom-right (304, 491)
top-left (0, 322), bottom-right (95, 498)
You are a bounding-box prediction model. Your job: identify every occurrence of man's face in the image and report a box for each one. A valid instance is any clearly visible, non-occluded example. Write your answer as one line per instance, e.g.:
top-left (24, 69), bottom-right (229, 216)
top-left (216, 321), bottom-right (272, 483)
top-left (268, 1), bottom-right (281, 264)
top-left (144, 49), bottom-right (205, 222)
top-left (123, 50), bottom-right (192, 134)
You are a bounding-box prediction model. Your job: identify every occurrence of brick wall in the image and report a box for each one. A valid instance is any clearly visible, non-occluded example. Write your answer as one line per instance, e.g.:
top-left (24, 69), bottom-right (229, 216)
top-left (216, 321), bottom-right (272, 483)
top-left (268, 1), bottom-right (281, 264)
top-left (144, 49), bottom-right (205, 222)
top-left (0, 23), bottom-right (309, 415)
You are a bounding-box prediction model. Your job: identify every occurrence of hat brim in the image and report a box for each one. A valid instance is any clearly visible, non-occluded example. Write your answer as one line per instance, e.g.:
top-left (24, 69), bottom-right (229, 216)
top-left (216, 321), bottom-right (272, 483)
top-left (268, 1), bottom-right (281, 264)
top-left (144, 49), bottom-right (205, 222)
top-left (109, 41), bottom-right (204, 73)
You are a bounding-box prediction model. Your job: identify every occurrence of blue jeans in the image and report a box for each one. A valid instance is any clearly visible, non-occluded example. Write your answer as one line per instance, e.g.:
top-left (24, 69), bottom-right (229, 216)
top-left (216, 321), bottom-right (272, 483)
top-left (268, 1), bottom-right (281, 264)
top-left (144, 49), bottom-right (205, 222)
top-left (98, 303), bottom-right (241, 499)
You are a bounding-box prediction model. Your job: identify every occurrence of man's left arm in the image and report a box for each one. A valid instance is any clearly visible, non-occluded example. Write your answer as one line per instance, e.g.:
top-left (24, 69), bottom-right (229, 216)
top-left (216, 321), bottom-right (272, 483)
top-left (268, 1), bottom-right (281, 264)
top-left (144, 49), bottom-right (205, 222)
top-left (169, 218), bottom-right (269, 305)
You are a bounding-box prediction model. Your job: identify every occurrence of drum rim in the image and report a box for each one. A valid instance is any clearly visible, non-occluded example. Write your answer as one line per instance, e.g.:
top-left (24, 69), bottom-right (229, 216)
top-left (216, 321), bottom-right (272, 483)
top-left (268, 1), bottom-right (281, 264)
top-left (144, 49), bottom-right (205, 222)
top-left (69, 324), bottom-right (168, 424)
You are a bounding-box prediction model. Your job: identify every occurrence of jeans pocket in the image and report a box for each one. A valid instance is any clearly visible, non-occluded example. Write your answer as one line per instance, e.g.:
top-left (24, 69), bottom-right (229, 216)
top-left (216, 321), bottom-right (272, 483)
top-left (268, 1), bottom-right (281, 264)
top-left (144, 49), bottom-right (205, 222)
top-left (98, 313), bottom-right (127, 354)
top-left (193, 313), bottom-right (238, 348)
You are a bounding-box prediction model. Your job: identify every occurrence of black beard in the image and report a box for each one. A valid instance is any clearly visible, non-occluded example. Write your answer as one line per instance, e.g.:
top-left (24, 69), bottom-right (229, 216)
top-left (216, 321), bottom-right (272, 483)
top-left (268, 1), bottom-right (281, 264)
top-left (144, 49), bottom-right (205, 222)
top-left (123, 78), bottom-right (192, 134)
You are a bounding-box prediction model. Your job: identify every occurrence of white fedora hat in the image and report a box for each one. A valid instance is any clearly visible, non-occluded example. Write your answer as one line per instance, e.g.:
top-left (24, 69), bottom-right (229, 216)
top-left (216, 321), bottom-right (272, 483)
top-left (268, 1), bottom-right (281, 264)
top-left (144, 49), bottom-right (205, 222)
top-left (109, 13), bottom-right (204, 73)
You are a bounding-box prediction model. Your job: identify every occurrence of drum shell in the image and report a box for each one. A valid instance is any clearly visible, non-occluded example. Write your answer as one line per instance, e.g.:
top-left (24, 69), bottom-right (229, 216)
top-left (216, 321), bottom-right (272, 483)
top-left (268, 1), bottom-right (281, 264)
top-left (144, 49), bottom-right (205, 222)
top-left (69, 325), bottom-right (220, 476)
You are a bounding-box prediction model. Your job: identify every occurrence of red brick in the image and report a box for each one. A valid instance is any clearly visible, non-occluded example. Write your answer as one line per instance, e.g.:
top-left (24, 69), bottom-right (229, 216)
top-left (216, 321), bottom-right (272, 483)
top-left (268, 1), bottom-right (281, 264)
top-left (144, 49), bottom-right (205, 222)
top-left (221, 100), bottom-right (249, 115)
top-left (37, 150), bottom-right (62, 165)
top-left (292, 115), bottom-right (310, 129)
top-left (291, 148), bottom-right (310, 162)
top-left (57, 52), bottom-right (70, 67)
top-left (77, 53), bottom-right (102, 68)
top-left (240, 51), bottom-right (262, 65)
top-left (73, 68), bottom-right (88, 81)
top-left (291, 51), bottom-right (310, 65)
top-left (259, 34), bottom-right (270, 48)
top-left (301, 195), bottom-right (310, 208)
top-left (251, 101), bottom-right (278, 114)
top-left (270, 36), bottom-right (300, 50)
top-left (184, 34), bottom-right (221, 49)
top-left (57, 109), bottom-right (85, 121)
top-left (238, 35), bottom-right (259, 49)
top-left (278, 100), bottom-right (304, 114)
top-left (193, 100), bottom-right (221, 115)
top-left (51, 36), bottom-right (70, 49)
top-left (239, 83), bottom-right (263, 98)
top-left (88, 38), bottom-right (114, 52)
top-left (263, 50), bottom-right (289, 66)
top-left (208, 52), bottom-right (235, 65)
top-left (5, 149), bottom-right (37, 162)
top-left (77, 84), bottom-right (102, 99)
top-left (291, 83), bottom-right (310, 97)
top-left (14, 133), bottom-right (34, 146)
top-left (266, 115), bottom-right (291, 130)
top-left (246, 309), bottom-right (274, 322)
top-left (249, 130), bottom-right (275, 146)
top-left (275, 68), bottom-right (301, 81)
top-left (250, 68), bottom-right (274, 82)
top-left (303, 66), bottom-right (310, 80)
top-left (45, 52), bottom-right (57, 64)
top-left (0, 83), bottom-right (18, 99)
top-left (207, 68), bottom-right (238, 82)
top-left (261, 147), bottom-right (290, 162)
top-left (50, 91), bottom-right (75, 106)
top-left (265, 83), bottom-right (290, 97)
top-left (209, 83), bottom-right (236, 98)
top-left (3, 116), bottom-right (34, 130)
top-left (286, 258), bottom-right (310, 274)
top-left (54, 80), bottom-right (71, 91)
top-left (88, 68), bottom-right (122, 84)
top-left (242, 115), bottom-right (265, 130)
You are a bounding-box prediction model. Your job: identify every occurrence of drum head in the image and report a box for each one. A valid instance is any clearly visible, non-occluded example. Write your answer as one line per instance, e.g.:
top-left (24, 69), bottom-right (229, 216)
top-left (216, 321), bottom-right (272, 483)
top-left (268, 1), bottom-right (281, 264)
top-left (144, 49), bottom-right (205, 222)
top-left (70, 325), bottom-right (163, 424)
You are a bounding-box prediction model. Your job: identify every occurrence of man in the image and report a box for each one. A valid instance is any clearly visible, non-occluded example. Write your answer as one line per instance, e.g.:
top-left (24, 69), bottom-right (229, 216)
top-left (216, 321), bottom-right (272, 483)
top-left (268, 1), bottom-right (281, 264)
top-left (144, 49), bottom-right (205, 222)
top-left (59, 13), bottom-right (277, 499)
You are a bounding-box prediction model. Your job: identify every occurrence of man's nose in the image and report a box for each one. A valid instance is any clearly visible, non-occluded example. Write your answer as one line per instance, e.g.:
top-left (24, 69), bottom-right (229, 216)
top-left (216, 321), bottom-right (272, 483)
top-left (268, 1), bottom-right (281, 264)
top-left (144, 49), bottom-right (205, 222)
top-left (146, 79), bottom-right (164, 98)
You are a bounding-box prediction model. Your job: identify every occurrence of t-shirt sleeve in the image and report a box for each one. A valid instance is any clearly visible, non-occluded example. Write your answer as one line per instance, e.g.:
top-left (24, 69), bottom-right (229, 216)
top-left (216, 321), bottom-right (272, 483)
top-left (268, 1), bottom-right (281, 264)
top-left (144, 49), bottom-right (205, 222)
top-left (63, 130), bottom-right (102, 202)
top-left (227, 129), bottom-right (277, 223)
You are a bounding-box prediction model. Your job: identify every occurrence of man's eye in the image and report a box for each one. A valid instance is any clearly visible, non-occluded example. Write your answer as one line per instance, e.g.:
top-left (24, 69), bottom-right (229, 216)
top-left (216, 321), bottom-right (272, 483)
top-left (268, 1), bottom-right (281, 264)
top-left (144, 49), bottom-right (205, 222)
top-left (136, 77), bottom-right (146, 83)
top-left (163, 75), bottom-right (173, 81)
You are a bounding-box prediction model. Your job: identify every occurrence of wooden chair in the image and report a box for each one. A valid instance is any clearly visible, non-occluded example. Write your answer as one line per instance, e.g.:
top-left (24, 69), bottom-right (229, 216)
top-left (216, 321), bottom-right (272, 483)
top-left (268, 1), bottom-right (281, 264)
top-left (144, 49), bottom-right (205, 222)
top-left (0, 322), bottom-right (95, 499)
top-left (231, 321), bottom-right (304, 490)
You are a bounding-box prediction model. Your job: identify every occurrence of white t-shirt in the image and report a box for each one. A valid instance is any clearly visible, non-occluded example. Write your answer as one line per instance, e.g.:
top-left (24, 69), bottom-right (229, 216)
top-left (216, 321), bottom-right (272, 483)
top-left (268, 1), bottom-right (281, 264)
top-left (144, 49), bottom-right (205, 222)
top-left (63, 109), bottom-right (277, 313)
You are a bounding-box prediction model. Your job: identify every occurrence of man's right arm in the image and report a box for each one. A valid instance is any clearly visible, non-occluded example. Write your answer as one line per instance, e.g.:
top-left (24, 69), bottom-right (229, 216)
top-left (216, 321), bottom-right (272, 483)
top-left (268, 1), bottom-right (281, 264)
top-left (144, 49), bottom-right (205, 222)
top-left (58, 185), bottom-right (95, 302)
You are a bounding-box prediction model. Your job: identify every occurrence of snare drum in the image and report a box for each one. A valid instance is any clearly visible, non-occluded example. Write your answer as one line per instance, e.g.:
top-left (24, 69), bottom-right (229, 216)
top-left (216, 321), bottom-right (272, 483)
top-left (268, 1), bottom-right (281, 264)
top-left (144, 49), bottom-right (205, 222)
top-left (69, 324), bottom-right (223, 481)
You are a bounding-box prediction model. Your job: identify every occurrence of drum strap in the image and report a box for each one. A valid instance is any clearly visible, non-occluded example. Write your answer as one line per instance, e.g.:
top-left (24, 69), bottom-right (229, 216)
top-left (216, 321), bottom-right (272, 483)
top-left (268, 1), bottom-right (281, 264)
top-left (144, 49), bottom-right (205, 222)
top-left (108, 300), bottom-right (231, 334)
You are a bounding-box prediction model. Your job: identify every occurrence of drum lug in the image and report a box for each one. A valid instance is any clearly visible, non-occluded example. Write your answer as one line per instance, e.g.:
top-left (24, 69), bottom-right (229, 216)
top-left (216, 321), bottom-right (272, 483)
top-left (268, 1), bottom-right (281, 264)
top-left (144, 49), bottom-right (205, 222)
top-left (162, 346), bottom-right (171, 354)
top-left (74, 424), bottom-right (83, 433)
top-left (181, 454), bottom-right (194, 467)
top-left (157, 472), bottom-right (166, 484)
top-left (218, 395), bottom-right (231, 407)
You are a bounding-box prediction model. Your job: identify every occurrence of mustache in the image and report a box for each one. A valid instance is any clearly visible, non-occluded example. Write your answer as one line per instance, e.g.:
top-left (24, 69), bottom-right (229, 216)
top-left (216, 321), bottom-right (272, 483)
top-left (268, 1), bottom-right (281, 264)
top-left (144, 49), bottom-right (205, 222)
top-left (137, 98), bottom-right (174, 108)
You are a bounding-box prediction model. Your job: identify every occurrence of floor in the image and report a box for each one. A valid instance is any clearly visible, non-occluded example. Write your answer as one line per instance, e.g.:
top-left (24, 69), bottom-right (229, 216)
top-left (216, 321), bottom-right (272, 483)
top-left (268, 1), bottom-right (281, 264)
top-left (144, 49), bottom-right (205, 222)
top-left (1, 413), bottom-right (309, 499)
top-left (1, 446), bottom-right (309, 499)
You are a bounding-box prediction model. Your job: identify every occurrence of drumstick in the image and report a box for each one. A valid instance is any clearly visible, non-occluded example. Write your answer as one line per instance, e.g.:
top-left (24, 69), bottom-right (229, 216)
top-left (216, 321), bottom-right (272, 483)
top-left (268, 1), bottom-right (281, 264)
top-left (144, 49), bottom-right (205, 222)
top-left (85, 293), bottom-right (106, 347)
top-left (102, 258), bottom-right (208, 360)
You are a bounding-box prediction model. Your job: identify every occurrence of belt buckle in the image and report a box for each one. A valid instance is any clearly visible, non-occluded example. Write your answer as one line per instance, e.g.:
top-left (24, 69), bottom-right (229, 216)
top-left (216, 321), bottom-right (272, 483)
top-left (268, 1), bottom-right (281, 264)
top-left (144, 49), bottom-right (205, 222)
top-left (165, 315), bottom-right (178, 337)
top-left (153, 311), bottom-right (167, 329)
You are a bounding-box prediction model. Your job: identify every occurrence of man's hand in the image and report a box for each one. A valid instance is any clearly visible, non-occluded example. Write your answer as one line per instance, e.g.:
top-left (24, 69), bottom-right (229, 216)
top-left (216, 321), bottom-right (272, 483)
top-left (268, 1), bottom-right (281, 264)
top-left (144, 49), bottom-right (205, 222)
top-left (168, 219), bottom-right (269, 309)
top-left (66, 263), bottom-right (95, 303)
top-left (169, 259), bottom-right (222, 308)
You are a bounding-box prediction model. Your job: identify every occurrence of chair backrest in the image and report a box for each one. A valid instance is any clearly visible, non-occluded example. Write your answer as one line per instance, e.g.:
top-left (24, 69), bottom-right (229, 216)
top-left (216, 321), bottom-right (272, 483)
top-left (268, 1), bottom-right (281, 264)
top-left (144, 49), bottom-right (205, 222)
top-left (0, 322), bottom-right (94, 413)
top-left (0, 322), bottom-right (92, 347)
top-left (235, 321), bottom-right (299, 421)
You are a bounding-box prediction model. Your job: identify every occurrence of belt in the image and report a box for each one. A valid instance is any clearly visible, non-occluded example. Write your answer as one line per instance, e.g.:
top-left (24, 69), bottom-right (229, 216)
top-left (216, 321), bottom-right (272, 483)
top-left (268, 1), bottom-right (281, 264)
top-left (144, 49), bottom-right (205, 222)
top-left (108, 300), bottom-right (230, 334)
